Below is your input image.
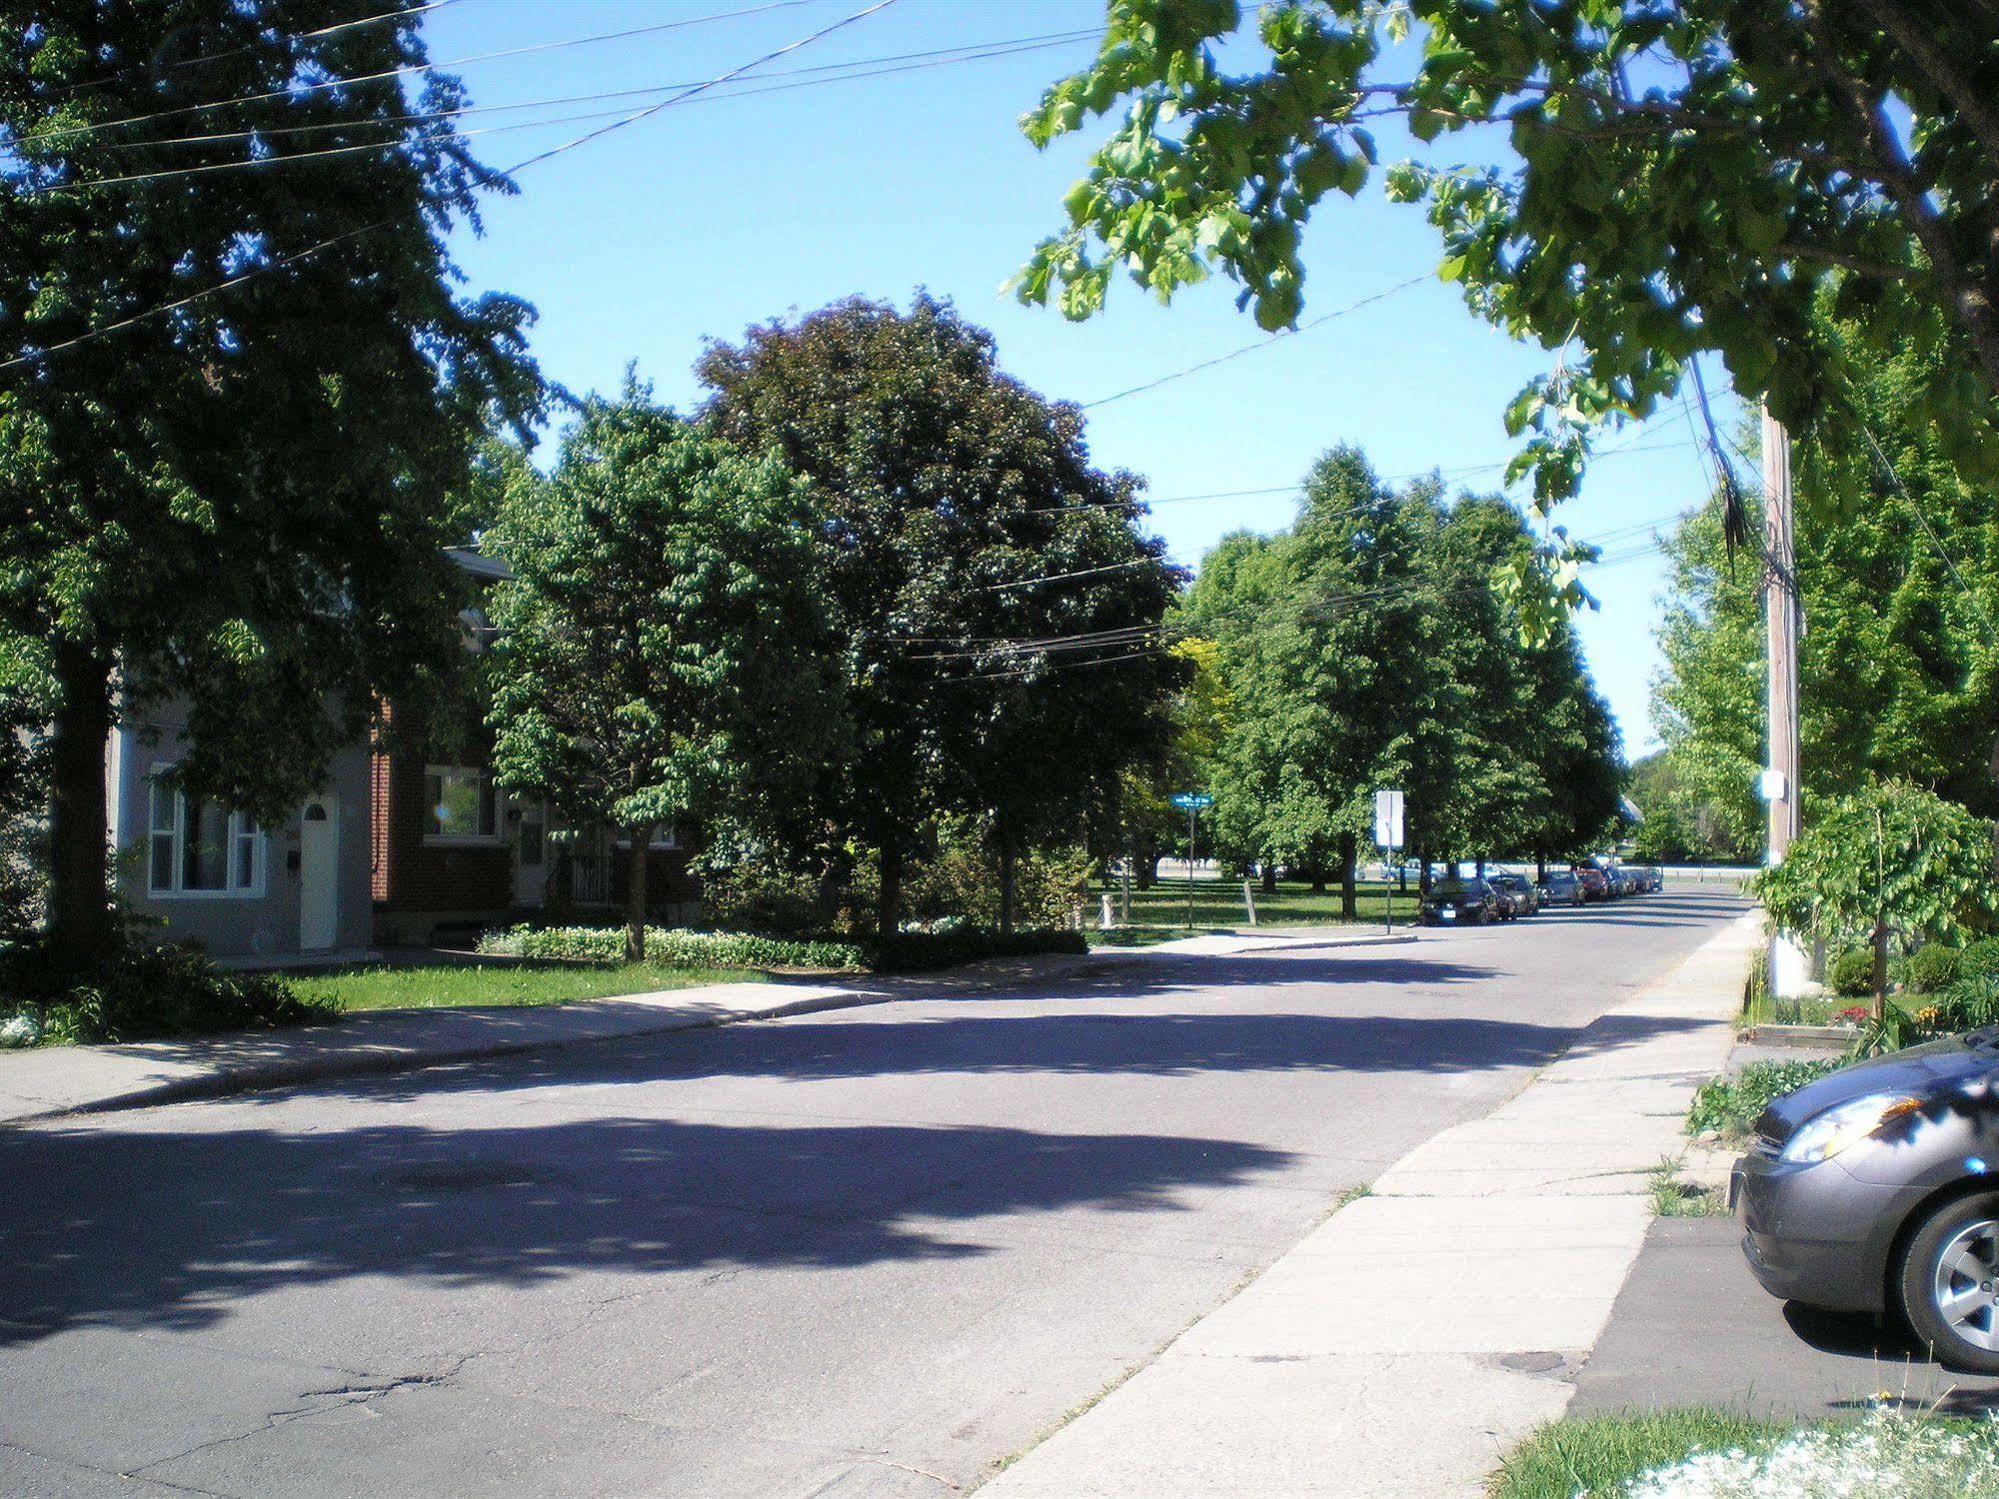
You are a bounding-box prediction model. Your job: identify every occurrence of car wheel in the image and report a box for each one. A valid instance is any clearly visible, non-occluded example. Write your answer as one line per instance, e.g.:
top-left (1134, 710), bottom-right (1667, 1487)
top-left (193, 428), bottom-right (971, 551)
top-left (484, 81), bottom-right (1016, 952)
top-left (1900, 1193), bottom-right (1999, 1374)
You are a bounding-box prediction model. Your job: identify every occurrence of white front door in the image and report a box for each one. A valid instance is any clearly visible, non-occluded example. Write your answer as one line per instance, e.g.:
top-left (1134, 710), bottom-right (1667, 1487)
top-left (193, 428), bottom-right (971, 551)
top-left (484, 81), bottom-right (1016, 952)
top-left (514, 799), bottom-right (549, 906)
top-left (298, 795), bottom-right (340, 951)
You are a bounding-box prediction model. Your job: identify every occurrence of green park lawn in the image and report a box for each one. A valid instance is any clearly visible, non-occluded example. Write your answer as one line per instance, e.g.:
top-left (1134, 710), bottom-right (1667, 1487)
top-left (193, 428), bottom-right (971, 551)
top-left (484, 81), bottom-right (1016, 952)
top-left (1098, 876), bottom-right (1413, 932)
top-left (289, 961), bottom-right (762, 1015)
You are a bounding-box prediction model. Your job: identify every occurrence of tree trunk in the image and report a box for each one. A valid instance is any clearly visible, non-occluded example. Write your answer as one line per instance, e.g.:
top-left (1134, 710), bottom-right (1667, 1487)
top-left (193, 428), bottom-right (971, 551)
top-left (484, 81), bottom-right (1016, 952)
top-left (624, 823), bottom-right (654, 964)
top-left (816, 825), bottom-right (848, 925)
top-left (1259, 860), bottom-right (1277, 894)
top-left (1308, 860), bottom-right (1327, 894)
top-left (997, 825), bottom-right (1017, 936)
top-left (1535, 851), bottom-right (1548, 882)
top-left (1475, 856), bottom-right (1486, 879)
top-left (1417, 851), bottom-right (1432, 895)
top-left (47, 641), bottom-right (115, 974)
top-left (1872, 918), bottom-right (1891, 1025)
top-left (1135, 844), bottom-right (1157, 890)
top-left (877, 842), bottom-right (903, 937)
top-left (1339, 832), bottom-right (1357, 920)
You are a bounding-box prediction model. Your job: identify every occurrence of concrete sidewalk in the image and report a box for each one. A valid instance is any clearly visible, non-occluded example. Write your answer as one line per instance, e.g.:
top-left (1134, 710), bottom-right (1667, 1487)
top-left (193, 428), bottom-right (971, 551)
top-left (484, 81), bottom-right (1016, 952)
top-left (977, 911), bottom-right (1763, 1499)
top-left (0, 927), bottom-right (1413, 1125)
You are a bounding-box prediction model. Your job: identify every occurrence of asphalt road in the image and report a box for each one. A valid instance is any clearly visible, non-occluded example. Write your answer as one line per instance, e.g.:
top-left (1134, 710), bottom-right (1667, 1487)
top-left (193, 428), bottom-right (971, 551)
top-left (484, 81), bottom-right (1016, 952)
top-left (0, 885), bottom-right (1746, 1498)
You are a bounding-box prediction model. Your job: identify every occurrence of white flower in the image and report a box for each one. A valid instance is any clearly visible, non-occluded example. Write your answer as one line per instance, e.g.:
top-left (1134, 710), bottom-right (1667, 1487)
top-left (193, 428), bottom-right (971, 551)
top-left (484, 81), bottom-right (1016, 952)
top-left (0, 1013), bottom-right (39, 1048)
top-left (1624, 1411), bottom-right (1999, 1498)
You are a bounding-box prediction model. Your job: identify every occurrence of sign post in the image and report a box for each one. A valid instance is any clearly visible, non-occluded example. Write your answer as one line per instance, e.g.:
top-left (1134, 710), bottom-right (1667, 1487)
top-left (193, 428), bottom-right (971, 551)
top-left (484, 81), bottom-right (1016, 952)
top-left (1374, 788), bottom-right (1405, 934)
top-left (1170, 792), bottom-right (1214, 930)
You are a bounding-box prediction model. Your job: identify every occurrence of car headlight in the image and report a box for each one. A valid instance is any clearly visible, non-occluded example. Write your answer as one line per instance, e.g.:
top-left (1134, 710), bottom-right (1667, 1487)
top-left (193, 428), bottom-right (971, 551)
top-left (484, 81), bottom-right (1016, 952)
top-left (1779, 1093), bottom-right (1922, 1164)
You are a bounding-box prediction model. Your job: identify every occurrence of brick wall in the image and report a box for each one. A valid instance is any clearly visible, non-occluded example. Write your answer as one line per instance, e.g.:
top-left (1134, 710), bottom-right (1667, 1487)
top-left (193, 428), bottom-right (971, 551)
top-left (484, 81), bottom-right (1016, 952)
top-left (370, 704), bottom-right (511, 917)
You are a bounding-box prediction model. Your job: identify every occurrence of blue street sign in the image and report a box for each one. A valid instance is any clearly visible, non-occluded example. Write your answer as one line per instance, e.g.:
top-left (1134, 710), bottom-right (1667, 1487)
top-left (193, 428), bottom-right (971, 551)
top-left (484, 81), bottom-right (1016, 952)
top-left (1170, 792), bottom-right (1214, 810)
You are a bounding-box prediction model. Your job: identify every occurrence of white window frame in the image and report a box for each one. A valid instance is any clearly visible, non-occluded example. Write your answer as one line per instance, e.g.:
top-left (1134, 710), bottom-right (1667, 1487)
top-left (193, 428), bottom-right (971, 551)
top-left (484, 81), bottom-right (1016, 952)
top-left (423, 764), bottom-right (503, 846)
top-left (147, 774), bottom-right (266, 900)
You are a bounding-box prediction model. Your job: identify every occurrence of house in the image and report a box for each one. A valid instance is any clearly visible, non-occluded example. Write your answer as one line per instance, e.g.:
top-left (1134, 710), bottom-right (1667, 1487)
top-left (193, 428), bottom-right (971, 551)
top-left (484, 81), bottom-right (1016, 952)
top-left (368, 548), bottom-right (700, 945)
top-left (106, 548), bottom-right (699, 964)
top-left (108, 698), bottom-right (374, 961)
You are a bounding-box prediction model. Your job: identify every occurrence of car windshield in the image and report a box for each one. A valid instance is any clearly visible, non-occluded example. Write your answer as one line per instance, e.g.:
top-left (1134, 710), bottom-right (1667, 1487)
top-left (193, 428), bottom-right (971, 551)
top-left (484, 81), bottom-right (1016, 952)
top-left (1435, 879), bottom-right (1482, 895)
top-left (1492, 876), bottom-right (1523, 888)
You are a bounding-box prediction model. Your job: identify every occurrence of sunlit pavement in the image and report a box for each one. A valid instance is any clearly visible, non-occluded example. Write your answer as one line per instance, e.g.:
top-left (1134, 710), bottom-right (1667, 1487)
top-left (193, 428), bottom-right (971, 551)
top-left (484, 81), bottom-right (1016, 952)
top-left (0, 887), bottom-right (1747, 1498)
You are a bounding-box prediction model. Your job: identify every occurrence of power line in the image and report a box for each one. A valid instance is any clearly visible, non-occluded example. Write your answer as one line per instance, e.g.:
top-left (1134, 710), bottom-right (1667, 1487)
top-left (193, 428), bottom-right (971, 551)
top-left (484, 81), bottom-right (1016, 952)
top-left (12, 0), bottom-right (829, 150)
top-left (21, 32), bottom-right (1092, 197)
top-left (0, 0), bottom-right (901, 374)
top-left (73, 29), bottom-right (1104, 155)
top-left (1079, 274), bottom-right (1431, 410)
top-left (54, 1), bottom-right (464, 97)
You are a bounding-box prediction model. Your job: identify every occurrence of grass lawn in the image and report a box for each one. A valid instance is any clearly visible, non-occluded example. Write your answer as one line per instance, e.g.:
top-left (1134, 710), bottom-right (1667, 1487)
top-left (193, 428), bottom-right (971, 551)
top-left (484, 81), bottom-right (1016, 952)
top-left (1489, 1407), bottom-right (1794, 1498)
top-left (290, 961), bottom-right (763, 1015)
top-left (1099, 876), bottom-right (1414, 930)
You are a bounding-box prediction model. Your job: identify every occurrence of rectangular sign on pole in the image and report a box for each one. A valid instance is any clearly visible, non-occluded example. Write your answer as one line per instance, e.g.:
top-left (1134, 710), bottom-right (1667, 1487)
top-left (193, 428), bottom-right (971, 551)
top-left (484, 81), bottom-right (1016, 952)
top-left (1374, 788), bottom-right (1405, 851)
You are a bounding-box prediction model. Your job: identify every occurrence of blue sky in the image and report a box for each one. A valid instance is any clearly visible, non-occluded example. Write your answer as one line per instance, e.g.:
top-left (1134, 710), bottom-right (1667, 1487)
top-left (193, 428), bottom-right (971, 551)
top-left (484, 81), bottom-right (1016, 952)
top-left (428, 0), bottom-right (1745, 756)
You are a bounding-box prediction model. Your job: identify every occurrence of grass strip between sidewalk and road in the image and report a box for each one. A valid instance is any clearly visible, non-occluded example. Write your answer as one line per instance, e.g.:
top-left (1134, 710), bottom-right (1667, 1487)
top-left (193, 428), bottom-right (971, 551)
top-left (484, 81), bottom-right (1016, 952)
top-left (1489, 1407), bottom-right (1796, 1498)
top-left (290, 962), bottom-right (764, 1014)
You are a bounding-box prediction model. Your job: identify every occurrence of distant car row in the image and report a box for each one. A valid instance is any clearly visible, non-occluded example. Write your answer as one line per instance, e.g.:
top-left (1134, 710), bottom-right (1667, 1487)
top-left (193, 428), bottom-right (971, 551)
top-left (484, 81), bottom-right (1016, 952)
top-left (1416, 863), bottom-right (1663, 926)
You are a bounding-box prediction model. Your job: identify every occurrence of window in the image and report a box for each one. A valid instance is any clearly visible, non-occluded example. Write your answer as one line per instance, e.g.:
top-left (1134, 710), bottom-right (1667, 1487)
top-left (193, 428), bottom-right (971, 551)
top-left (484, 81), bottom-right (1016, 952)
top-left (425, 766), bottom-right (499, 842)
top-left (148, 778), bottom-right (263, 897)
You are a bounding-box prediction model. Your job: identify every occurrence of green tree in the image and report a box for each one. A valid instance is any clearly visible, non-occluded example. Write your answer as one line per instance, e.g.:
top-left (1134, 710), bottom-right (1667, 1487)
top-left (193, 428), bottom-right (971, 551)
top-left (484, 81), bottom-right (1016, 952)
top-left (699, 294), bottom-right (1182, 934)
top-left (1016, 2), bottom-right (1999, 630)
top-left (1189, 448), bottom-right (1429, 911)
top-left (1654, 328), bottom-right (1999, 853)
top-left (2, 2), bottom-right (543, 967)
top-left (1756, 780), bottom-right (1999, 1014)
top-left (486, 386), bottom-right (836, 962)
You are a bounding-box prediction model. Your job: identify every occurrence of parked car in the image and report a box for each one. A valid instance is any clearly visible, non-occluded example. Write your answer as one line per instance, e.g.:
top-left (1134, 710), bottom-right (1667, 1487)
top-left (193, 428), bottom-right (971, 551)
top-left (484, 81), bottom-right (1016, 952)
top-left (1574, 865), bottom-right (1610, 902)
top-left (1733, 1029), bottom-right (1999, 1372)
top-left (1641, 866), bottom-right (1665, 892)
top-left (1488, 873), bottom-right (1538, 918)
top-left (1418, 877), bottom-right (1499, 926)
top-left (1537, 869), bottom-right (1585, 907)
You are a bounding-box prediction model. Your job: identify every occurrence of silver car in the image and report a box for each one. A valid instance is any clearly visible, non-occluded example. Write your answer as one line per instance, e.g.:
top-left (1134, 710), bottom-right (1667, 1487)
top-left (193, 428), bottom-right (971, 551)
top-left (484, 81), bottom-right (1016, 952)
top-left (1733, 1029), bottom-right (1999, 1370)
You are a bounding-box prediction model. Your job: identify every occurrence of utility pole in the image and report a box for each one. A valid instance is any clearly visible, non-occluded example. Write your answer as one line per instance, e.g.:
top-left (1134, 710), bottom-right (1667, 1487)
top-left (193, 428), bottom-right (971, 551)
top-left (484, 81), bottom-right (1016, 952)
top-left (1763, 405), bottom-right (1808, 998)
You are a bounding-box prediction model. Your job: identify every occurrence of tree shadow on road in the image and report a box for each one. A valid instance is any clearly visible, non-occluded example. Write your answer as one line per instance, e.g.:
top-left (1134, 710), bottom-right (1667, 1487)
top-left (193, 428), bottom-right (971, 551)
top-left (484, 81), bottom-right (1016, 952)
top-left (0, 1113), bottom-right (1291, 1348)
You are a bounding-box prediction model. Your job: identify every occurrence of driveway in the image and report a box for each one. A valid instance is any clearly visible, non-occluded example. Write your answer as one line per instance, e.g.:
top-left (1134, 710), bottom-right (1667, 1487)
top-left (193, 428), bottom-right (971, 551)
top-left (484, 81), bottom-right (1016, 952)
top-left (0, 887), bottom-right (1747, 1497)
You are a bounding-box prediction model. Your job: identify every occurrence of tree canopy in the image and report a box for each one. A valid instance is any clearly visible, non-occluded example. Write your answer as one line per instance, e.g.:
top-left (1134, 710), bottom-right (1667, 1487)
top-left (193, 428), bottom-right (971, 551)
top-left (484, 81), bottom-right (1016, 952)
top-left (487, 383), bottom-right (837, 961)
top-left (1652, 320), bottom-right (1999, 853)
top-left (1016, 1), bottom-right (1999, 633)
top-left (1180, 444), bottom-right (1623, 889)
top-left (2, 0), bottom-right (543, 964)
top-left (697, 294), bottom-right (1184, 932)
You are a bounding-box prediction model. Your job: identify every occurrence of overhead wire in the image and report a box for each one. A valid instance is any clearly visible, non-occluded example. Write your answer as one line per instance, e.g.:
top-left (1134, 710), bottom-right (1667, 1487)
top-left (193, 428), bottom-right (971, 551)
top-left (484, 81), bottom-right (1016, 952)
top-left (18, 32), bottom-right (1096, 196)
top-left (0, 0), bottom-right (903, 373)
top-left (12, 0), bottom-right (830, 149)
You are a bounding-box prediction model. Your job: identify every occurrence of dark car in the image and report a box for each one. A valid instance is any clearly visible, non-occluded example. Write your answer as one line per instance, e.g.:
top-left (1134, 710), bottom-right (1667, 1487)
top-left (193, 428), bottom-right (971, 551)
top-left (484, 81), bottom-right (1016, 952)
top-left (1488, 873), bottom-right (1538, 918)
top-left (1642, 866), bottom-right (1665, 893)
top-left (1537, 869), bottom-right (1585, 907)
top-left (1574, 866), bottom-right (1610, 902)
top-left (1733, 1028), bottom-right (1999, 1371)
top-left (1418, 877), bottom-right (1498, 927)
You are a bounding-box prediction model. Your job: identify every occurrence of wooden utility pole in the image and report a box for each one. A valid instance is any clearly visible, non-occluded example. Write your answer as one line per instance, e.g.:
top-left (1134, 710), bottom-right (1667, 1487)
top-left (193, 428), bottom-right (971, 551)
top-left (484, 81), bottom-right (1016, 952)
top-left (1763, 405), bottom-right (1806, 997)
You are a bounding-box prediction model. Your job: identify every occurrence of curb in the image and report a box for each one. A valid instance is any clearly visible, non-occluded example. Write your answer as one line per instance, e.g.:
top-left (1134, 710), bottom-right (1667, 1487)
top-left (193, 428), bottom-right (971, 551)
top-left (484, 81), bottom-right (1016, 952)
top-left (4, 928), bottom-right (1418, 1125)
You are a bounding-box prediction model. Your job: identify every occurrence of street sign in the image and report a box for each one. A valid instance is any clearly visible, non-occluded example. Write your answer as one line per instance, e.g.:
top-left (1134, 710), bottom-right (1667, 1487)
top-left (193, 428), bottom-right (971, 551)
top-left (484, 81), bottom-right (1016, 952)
top-left (1170, 792), bottom-right (1214, 811)
top-left (1374, 788), bottom-right (1405, 850)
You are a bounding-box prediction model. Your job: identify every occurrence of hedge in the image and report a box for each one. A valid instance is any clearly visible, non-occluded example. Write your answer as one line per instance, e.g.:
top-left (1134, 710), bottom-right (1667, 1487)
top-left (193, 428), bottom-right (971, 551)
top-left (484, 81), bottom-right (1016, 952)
top-left (475, 924), bottom-right (1088, 973)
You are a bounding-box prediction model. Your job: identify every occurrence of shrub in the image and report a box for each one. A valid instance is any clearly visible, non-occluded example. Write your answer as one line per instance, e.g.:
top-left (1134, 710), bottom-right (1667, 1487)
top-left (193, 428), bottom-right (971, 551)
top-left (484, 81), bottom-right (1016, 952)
top-left (0, 938), bottom-right (331, 1046)
top-left (1686, 1058), bottom-right (1845, 1141)
top-left (477, 925), bottom-right (868, 970)
top-left (1959, 937), bottom-right (1999, 982)
top-left (1827, 947), bottom-right (1876, 998)
top-left (1917, 973), bottom-right (1999, 1036)
top-left (1904, 945), bottom-right (1963, 994)
top-left (864, 926), bottom-right (1087, 972)
top-left (476, 922), bottom-right (1088, 973)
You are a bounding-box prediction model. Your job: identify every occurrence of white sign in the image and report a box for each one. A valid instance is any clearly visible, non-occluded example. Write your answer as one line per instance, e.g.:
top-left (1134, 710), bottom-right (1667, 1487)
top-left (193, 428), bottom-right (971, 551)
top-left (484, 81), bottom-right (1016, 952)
top-left (1374, 788), bottom-right (1405, 850)
top-left (1758, 769), bottom-right (1789, 803)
